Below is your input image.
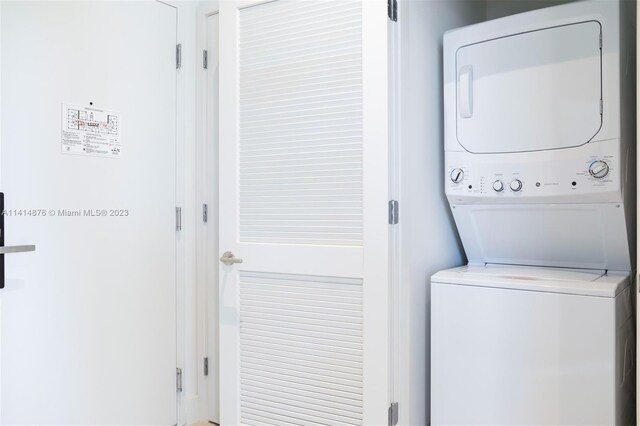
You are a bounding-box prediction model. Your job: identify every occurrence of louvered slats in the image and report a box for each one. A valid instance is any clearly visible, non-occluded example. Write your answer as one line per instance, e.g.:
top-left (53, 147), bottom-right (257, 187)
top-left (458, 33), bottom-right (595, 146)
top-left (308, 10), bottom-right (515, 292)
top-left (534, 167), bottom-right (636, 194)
top-left (239, 272), bottom-right (364, 426)
top-left (239, 0), bottom-right (363, 247)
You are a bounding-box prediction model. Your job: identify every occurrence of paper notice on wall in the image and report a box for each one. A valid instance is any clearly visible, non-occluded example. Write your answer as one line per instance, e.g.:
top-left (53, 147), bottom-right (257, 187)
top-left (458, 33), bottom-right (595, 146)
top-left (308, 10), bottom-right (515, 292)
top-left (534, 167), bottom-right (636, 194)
top-left (61, 103), bottom-right (121, 158)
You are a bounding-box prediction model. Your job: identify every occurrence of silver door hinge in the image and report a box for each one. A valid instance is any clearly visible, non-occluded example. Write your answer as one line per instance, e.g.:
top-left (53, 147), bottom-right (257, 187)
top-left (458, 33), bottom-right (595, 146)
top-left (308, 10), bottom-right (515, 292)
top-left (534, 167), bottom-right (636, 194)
top-left (204, 357), bottom-right (209, 376)
top-left (388, 402), bottom-right (399, 426)
top-left (389, 200), bottom-right (399, 225)
top-left (388, 0), bottom-right (397, 22)
top-left (203, 50), bottom-right (208, 69)
top-left (203, 204), bottom-right (208, 223)
top-left (176, 207), bottom-right (182, 231)
top-left (176, 368), bottom-right (183, 392)
top-left (176, 44), bottom-right (182, 69)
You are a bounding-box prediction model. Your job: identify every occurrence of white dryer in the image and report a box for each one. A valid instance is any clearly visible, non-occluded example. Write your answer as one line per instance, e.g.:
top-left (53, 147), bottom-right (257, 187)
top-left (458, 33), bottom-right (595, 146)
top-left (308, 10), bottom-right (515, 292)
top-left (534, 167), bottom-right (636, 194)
top-left (433, 0), bottom-right (636, 424)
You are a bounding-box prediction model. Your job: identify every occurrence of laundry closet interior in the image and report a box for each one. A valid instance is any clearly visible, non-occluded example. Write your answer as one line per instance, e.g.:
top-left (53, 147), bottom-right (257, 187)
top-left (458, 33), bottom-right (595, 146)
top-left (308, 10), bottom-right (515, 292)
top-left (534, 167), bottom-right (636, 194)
top-left (0, 0), bottom-right (638, 425)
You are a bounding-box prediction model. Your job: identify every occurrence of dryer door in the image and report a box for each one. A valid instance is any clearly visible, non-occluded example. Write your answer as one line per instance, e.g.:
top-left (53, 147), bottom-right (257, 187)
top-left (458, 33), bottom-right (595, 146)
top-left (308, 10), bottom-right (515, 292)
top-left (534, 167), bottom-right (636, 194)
top-left (456, 21), bottom-right (602, 153)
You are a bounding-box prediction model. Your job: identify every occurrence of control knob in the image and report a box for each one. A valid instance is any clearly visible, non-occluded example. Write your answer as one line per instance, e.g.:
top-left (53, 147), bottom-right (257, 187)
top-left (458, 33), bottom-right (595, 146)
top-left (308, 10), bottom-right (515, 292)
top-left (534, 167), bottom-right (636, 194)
top-left (492, 180), bottom-right (504, 192)
top-left (450, 168), bottom-right (464, 183)
top-left (589, 160), bottom-right (610, 179)
top-left (510, 179), bottom-right (523, 192)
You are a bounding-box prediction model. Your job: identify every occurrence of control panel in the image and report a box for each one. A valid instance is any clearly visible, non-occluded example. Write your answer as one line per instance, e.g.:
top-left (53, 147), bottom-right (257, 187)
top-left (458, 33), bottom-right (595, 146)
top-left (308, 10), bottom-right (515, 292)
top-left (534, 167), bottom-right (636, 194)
top-left (445, 142), bottom-right (623, 203)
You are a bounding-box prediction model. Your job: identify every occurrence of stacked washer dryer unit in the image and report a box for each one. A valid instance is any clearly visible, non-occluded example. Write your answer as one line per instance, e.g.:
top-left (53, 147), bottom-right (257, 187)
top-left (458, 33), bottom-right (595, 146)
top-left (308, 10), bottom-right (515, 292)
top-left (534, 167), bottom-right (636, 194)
top-left (432, 1), bottom-right (636, 425)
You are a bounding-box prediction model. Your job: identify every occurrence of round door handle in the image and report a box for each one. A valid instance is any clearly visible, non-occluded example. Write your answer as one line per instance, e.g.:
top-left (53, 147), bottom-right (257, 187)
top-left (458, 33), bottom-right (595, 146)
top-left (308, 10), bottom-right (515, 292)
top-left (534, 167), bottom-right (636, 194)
top-left (219, 251), bottom-right (243, 265)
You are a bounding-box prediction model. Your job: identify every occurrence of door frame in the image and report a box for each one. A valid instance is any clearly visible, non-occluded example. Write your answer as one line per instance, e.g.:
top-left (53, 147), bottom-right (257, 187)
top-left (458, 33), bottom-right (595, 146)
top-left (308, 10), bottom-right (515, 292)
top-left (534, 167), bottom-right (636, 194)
top-left (195, 0), bottom-right (395, 423)
top-left (196, 1), bottom-right (220, 424)
top-left (162, 1), bottom-right (198, 425)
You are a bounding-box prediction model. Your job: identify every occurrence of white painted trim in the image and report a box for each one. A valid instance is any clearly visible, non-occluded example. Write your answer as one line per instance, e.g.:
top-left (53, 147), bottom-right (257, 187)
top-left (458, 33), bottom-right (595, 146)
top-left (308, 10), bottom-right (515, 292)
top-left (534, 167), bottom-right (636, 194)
top-left (361, 0), bottom-right (391, 422)
top-left (163, 1), bottom-right (200, 425)
top-left (217, 1), bottom-right (240, 421)
top-left (196, 1), bottom-right (220, 424)
top-left (388, 2), bottom-right (402, 415)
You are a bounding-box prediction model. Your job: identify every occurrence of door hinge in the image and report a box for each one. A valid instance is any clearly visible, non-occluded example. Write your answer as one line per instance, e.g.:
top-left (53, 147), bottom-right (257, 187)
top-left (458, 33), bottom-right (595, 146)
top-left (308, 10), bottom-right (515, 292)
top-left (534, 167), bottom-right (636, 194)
top-left (203, 203), bottom-right (208, 223)
top-left (204, 357), bottom-right (209, 376)
top-left (388, 402), bottom-right (399, 426)
top-left (388, 0), bottom-right (398, 22)
top-left (599, 33), bottom-right (602, 49)
top-left (176, 368), bottom-right (183, 392)
top-left (600, 99), bottom-right (603, 115)
top-left (176, 44), bottom-right (182, 69)
top-left (203, 49), bottom-right (208, 69)
top-left (389, 200), bottom-right (399, 225)
top-left (176, 207), bottom-right (182, 231)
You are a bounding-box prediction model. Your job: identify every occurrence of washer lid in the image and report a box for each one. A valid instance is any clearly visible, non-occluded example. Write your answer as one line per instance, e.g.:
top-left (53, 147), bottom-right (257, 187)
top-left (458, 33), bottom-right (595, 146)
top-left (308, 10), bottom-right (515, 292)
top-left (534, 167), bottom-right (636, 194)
top-left (455, 21), bottom-right (602, 153)
top-left (432, 265), bottom-right (629, 298)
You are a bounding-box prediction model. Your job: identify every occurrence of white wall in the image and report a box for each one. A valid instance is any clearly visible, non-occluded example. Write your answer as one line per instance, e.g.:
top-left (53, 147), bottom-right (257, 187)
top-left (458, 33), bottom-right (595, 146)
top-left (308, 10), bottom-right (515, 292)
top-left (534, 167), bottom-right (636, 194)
top-left (486, 0), bottom-right (577, 20)
top-left (395, 2), bottom-right (485, 425)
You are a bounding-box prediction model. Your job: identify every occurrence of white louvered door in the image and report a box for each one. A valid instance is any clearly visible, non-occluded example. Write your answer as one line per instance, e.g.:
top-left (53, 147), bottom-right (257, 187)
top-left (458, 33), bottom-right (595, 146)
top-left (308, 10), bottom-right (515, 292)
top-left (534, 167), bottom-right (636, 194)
top-left (218, 1), bottom-right (389, 425)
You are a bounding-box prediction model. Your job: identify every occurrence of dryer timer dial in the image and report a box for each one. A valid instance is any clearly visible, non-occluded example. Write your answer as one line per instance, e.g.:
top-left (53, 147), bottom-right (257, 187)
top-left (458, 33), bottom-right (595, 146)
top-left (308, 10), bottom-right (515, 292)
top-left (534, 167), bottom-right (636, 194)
top-left (589, 160), bottom-right (610, 179)
top-left (450, 168), bottom-right (464, 183)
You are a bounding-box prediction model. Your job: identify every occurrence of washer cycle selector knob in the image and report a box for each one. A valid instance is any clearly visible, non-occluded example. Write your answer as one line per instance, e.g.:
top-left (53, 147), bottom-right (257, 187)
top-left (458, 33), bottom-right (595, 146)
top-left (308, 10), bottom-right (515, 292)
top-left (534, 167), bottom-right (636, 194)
top-left (589, 160), bottom-right (610, 179)
top-left (492, 180), bottom-right (504, 192)
top-left (450, 168), bottom-right (464, 183)
top-left (510, 179), bottom-right (523, 192)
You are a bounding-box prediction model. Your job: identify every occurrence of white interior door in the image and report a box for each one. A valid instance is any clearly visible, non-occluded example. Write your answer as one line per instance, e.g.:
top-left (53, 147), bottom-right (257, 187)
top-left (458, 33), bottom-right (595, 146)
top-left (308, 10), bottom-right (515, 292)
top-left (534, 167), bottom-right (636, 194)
top-left (218, 1), bottom-right (389, 424)
top-left (0, 2), bottom-right (177, 424)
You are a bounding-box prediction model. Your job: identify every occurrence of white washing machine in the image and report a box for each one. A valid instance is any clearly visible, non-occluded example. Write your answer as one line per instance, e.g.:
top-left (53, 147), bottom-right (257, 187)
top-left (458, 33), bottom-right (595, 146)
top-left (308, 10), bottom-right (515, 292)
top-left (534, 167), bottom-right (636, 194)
top-left (431, 265), bottom-right (634, 425)
top-left (433, 0), bottom-right (636, 424)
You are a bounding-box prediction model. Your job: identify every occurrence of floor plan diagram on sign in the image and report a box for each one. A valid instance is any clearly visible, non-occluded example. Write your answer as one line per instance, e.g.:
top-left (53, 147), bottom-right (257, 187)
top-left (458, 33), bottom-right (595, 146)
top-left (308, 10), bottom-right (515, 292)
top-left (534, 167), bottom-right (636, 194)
top-left (61, 103), bottom-right (121, 158)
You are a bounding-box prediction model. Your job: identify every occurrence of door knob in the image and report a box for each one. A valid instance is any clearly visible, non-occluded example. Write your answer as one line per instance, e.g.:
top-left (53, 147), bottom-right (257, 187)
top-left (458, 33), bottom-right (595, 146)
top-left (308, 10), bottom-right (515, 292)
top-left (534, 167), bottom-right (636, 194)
top-left (219, 251), bottom-right (243, 265)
